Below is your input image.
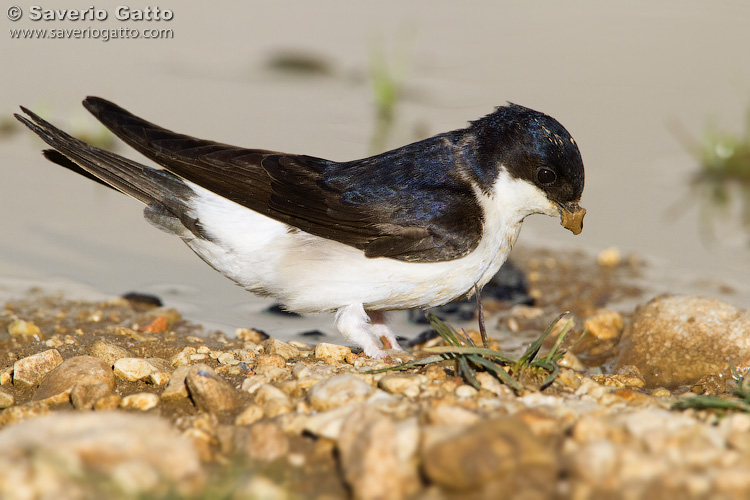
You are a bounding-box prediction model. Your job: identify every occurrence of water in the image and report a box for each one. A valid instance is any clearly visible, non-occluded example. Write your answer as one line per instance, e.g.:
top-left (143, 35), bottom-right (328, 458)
top-left (2, 1), bottom-right (749, 340)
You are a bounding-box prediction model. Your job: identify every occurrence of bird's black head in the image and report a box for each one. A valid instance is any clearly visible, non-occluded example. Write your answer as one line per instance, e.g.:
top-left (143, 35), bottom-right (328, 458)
top-left (468, 103), bottom-right (586, 234)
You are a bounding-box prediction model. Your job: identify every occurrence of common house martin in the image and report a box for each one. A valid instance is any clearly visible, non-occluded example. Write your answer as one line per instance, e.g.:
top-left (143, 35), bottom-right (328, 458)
top-left (15, 98), bottom-right (585, 358)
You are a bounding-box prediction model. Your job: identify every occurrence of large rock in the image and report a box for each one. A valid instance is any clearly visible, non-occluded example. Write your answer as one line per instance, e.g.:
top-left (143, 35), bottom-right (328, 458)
top-left (33, 356), bottom-right (114, 404)
top-left (0, 412), bottom-right (203, 499)
top-left (421, 417), bottom-right (558, 495)
top-left (337, 405), bottom-right (417, 500)
top-left (616, 295), bottom-right (750, 388)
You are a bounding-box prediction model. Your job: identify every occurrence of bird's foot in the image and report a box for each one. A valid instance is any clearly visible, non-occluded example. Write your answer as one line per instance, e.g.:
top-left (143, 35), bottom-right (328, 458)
top-left (336, 305), bottom-right (405, 359)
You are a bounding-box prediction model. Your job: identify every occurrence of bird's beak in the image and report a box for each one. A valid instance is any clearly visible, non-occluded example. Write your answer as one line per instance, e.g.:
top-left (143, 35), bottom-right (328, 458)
top-left (557, 202), bottom-right (586, 235)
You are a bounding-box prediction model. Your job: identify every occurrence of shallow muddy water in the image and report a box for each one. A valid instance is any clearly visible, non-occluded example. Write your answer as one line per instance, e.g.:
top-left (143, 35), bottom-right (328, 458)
top-left (1, 1), bottom-right (749, 340)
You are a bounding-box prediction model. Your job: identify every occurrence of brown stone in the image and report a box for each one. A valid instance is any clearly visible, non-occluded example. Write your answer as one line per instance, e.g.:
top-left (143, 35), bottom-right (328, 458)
top-left (261, 339), bottom-right (299, 360)
top-left (33, 356), bottom-right (114, 404)
top-left (160, 365), bottom-right (191, 401)
top-left (338, 405), bottom-right (414, 500)
top-left (186, 364), bottom-right (241, 412)
top-left (421, 417), bottom-right (558, 493)
top-left (616, 295), bottom-right (750, 388)
top-left (13, 349), bottom-right (63, 387)
top-left (308, 374), bottom-right (374, 412)
top-left (0, 412), bottom-right (203, 498)
top-left (0, 386), bottom-right (15, 409)
top-left (91, 341), bottom-right (134, 366)
top-left (0, 401), bottom-right (50, 426)
top-left (235, 421), bottom-right (290, 462)
top-left (71, 383), bottom-right (112, 410)
top-left (255, 354), bottom-right (286, 369)
top-left (94, 393), bottom-right (122, 411)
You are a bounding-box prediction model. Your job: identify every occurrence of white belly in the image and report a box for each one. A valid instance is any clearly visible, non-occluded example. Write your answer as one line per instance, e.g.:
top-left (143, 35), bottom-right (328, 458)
top-left (182, 170), bottom-right (554, 313)
top-left (182, 186), bottom-right (523, 313)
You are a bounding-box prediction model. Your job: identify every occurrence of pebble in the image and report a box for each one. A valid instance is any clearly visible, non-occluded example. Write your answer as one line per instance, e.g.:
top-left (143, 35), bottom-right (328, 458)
top-left (235, 327), bottom-right (268, 344)
top-left (145, 357), bottom-right (174, 385)
top-left (160, 365), bottom-right (191, 400)
top-left (262, 339), bottom-right (300, 360)
top-left (378, 373), bottom-right (424, 395)
top-left (185, 364), bottom-right (241, 412)
top-left (421, 417), bottom-right (558, 492)
top-left (423, 365), bottom-right (447, 381)
top-left (597, 247), bottom-right (622, 267)
top-left (338, 405), bottom-right (412, 500)
top-left (455, 384), bottom-right (479, 398)
top-left (8, 318), bottom-right (41, 337)
top-left (584, 309), bottom-right (624, 340)
top-left (616, 295), bottom-right (750, 388)
top-left (255, 353), bottom-right (287, 369)
top-left (91, 341), bottom-right (134, 366)
top-left (217, 352), bottom-right (239, 365)
top-left (0, 412), bottom-right (203, 498)
top-left (254, 366), bottom-right (290, 381)
top-left (13, 349), bottom-right (63, 387)
top-left (121, 392), bottom-right (160, 411)
top-left (170, 347), bottom-right (197, 367)
top-left (568, 440), bottom-right (618, 483)
top-left (235, 421), bottom-right (290, 462)
top-left (114, 357), bottom-right (156, 382)
top-left (33, 355), bottom-right (114, 404)
top-left (426, 404), bottom-right (481, 426)
top-left (292, 363), bottom-right (334, 380)
top-left (301, 404), bottom-right (358, 440)
top-left (308, 374), bottom-right (375, 411)
top-left (235, 404), bottom-right (264, 426)
top-left (0, 401), bottom-right (50, 426)
top-left (1, 366), bottom-right (13, 385)
top-left (237, 476), bottom-right (289, 499)
top-left (476, 371), bottom-right (514, 397)
top-left (241, 374), bottom-right (272, 395)
top-left (71, 382), bottom-right (112, 410)
top-left (0, 386), bottom-right (15, 408)
top-left (314, 342), bottom-right (351, 362)
top-left (94, 393), bottom-right (123, 411)
top-left (254, 384), bottom-right (293, 418)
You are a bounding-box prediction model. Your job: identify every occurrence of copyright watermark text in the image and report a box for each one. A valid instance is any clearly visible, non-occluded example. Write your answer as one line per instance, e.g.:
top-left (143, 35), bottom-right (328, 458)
top-left (8, 5), bottom-right (176, 41)
top-left (7, 5), bottom-right (174, 22)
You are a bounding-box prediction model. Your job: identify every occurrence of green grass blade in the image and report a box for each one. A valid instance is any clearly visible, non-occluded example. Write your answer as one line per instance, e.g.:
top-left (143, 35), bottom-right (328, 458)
top-left (457, 356), bottom-right (481, 390)
top-left (517, 312), bottom-right (568, 368)
top-left (428, 313), bottom-right (463, 346)
top-left (543, 318), bottom-right (574, 363)
top-left (674, 395), bottom-right (750, 412)
top-left (469, 355), bottom-right (523, 392)
top-left (422, 345), bottom-right (516, 363)
top-left (365, 355), bottom-right (448, 374)
top-left (539, 364), bottom-right (561, 391)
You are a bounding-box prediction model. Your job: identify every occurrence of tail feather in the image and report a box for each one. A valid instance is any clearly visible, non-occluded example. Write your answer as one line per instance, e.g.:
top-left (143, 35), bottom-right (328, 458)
top-left (14, 106), bottom-right (203, 239)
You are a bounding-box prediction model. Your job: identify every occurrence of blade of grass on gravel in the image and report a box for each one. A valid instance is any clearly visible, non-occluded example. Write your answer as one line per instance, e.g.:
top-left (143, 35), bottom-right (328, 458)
top-left (457, 355), bottom-right (481, 390)
top-left (517, 312), bottom-right (568, 368)
top-left (674, 395), bottom-right (750, 413)
top-left (469, 354), bottom-right (523, 392)
top-left (543, 318), bottom-right (574, 364)
top-left (428, 313), bottom-right (463, 346)
top-left (366, 355), bottom-right (448, 374)
top-left (421, 345), bottom-right (516, 363)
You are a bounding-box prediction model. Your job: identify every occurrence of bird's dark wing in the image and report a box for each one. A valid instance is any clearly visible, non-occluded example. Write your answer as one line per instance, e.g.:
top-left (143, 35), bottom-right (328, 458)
top-left (80, 97), bottom-right (484, 262)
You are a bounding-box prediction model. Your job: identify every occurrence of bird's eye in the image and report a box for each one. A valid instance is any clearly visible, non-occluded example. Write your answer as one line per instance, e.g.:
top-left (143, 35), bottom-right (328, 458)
top-left (536, 168), bottom-right (556, 185)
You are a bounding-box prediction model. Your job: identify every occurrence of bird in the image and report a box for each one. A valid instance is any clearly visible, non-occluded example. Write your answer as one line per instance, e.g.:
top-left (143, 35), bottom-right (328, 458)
top-left (15, 98), bottom-right (586, 359)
